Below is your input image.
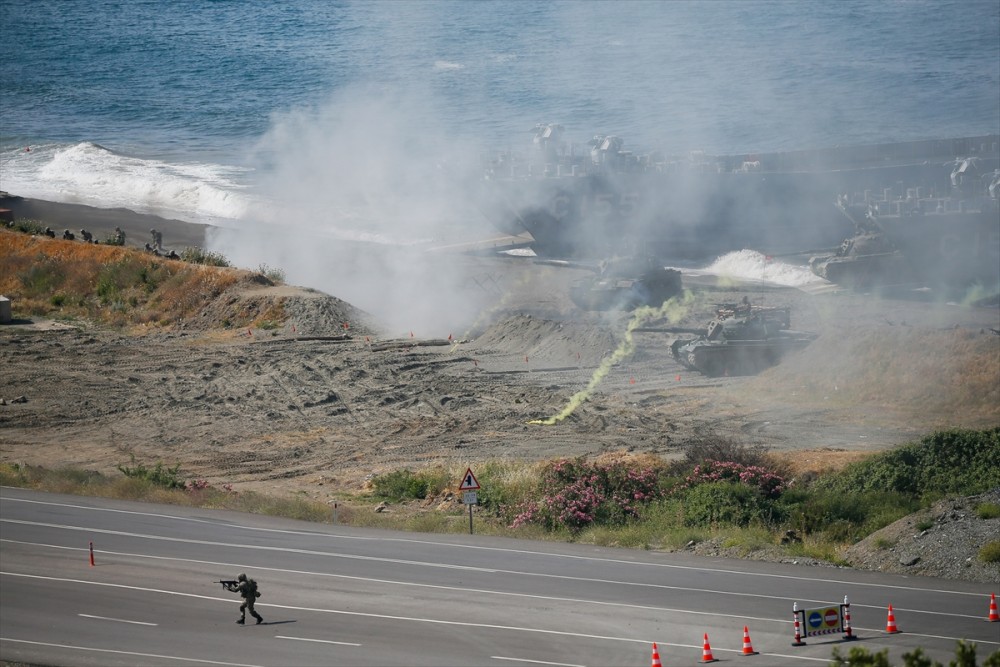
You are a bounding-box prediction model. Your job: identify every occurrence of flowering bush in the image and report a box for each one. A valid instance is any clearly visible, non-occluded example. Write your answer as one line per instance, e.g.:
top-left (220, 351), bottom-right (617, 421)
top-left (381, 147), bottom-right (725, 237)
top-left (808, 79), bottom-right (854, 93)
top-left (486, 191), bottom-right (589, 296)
top-left (185, 479), bottom-right (211, 492)
top-left (680, 460), bottom-right (788, 499)
top-left (509, 457), bottom-right (662, 532)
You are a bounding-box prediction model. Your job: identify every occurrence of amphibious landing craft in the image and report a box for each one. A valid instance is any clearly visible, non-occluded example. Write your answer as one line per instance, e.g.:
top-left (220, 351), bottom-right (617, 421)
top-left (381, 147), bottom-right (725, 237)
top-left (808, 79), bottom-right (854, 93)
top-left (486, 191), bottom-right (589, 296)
top-left (480, 125), bottom-right (999, 289)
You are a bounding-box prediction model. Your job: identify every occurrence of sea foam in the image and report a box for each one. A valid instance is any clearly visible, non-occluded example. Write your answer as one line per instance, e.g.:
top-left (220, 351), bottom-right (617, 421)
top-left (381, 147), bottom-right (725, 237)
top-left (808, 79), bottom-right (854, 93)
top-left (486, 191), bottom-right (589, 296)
top-left (1, 142), bottom-right (253, 225)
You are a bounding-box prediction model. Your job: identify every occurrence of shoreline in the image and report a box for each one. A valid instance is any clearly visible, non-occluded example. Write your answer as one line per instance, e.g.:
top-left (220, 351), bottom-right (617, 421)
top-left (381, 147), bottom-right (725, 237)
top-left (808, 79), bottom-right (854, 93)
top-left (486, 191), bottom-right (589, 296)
top-left (0, 194), bottom-right (210, 250)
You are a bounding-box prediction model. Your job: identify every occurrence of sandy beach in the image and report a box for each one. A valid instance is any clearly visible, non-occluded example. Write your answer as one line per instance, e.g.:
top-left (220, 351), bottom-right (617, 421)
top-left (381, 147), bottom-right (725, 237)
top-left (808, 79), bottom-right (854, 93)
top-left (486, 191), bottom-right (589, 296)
top-left (1, 194), bottom-right (210, 251)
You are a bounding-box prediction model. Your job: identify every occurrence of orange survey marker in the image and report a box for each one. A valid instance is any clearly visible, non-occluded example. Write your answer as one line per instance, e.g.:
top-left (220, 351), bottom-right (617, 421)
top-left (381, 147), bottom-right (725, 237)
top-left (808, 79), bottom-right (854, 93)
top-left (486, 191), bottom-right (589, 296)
top-left (988, 593), bottom-right (999, 622)
top-left (885, 604), bottom-right (901, 634)
top-left (741, 626), bottom-right (758, 655)
top-left (700, 633), bottom-right (718, 663)
top-left (650, 642), bottom-right (662, 667)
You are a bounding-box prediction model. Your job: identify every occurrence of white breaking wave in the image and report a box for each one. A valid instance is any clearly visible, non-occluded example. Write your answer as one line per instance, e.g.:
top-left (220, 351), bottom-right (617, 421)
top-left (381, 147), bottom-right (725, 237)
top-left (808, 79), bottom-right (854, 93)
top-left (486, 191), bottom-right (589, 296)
top-left (0, 142), bottom-right (255, 225)
top-left (703, 249), bottom-right (823, 287)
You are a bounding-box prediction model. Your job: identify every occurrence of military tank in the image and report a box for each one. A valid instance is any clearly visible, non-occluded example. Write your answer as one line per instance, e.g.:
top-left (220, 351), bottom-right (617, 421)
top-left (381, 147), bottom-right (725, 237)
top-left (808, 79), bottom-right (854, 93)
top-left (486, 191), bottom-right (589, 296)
top-left (809, 229), bottom-right (906, 287)
top-left (809, 161), bottom-right (1000, 289)
top-left (670, 301), bottom-right (815, 376)
top-left (568, 255), bottom-right (682, 311)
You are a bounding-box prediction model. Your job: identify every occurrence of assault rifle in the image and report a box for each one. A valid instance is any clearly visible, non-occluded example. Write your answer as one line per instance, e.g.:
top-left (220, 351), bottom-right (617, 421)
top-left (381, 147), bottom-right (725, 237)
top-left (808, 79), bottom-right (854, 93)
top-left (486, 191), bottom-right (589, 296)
top-left (218, 580), bottom-right (239, 592)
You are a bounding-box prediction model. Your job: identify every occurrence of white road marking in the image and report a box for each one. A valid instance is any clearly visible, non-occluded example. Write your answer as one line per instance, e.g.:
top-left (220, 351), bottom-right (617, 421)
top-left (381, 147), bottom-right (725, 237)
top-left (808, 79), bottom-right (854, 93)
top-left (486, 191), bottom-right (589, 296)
top-left (0, 494), bottom-right (984, 598)
top-left (0, 571), bottom-right (969, 658)
top-left (78, 613), bottom-right (157, 626)
top-left (492, 657), bottom-right (586, 666)
top-left (0, 637), bottom-right (262, 666)
top-left (1, 534), bottom-right (986, 622)
top-left (0, 518), bottom-right (496, 573)
top-left (275, 635), bottom-right (361, 646)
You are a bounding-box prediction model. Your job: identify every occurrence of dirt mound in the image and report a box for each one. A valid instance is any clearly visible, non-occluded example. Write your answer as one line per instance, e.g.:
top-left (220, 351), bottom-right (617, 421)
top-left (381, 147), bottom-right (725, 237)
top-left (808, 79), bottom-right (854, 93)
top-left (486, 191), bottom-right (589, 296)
top-left (843, 488), bottom-right (1000, 583)
top-left (194, 282), bottom-right (382, 337)
top-left (467, 314), bottom-right (619, 366)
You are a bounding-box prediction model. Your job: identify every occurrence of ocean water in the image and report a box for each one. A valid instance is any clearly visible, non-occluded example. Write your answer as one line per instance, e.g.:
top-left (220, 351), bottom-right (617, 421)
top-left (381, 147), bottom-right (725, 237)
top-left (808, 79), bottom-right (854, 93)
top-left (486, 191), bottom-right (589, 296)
top-left (1, 0), bottom-right (998, 298)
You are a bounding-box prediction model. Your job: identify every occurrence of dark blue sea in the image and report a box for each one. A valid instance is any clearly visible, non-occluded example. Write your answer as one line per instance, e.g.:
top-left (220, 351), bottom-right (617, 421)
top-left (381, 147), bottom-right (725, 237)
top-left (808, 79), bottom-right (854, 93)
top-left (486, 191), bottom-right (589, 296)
top-left (2, 0), bottom-right (997, 229)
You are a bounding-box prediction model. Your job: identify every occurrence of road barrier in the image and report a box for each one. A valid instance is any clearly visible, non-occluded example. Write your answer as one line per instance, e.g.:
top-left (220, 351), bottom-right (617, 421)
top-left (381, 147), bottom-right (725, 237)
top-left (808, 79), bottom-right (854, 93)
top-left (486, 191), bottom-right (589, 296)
top-left (792, 597), bottom-right (857, 645)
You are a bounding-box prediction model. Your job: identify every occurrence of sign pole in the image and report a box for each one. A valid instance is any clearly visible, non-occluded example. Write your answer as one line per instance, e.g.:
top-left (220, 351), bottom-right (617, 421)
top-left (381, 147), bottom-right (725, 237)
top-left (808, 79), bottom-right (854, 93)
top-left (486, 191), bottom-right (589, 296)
top-left (459, 467), bottom-right (481, 536)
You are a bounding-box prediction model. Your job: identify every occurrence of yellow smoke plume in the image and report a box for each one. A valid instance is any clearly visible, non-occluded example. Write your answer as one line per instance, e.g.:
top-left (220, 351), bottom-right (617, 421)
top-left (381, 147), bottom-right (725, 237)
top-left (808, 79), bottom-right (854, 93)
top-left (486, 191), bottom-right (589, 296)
top-left (530, 290), bottom-right (698, 425)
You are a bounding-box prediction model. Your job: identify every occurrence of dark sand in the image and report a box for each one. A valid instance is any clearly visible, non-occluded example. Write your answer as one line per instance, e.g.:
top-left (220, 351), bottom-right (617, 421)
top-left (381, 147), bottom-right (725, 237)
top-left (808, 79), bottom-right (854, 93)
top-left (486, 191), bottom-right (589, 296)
top-left (1, 195), bottom-right (209, 250)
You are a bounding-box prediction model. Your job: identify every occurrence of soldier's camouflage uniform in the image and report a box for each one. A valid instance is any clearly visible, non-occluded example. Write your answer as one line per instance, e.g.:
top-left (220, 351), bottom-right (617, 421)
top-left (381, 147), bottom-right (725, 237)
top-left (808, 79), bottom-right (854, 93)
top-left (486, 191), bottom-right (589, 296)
top-left (234, 573), bottom-right (263, 625)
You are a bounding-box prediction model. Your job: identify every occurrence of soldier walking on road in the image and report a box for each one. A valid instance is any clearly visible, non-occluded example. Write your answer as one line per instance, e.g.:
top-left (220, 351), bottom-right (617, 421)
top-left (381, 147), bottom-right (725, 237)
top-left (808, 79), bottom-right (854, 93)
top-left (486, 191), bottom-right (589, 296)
top-left (227, 573), bottom-right (263, 625)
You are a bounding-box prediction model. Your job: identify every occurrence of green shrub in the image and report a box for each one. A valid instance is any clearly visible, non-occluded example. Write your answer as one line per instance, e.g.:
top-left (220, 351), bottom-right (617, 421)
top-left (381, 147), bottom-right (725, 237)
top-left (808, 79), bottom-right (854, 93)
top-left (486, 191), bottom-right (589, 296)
top-left (19, 256), bottom-right (65, 296)
top-left (370, 469), bottom-right (428, 500)
top-left (682, 481), bottom-right (771, 527)
top-left (256, 264), bottom-right (285, 284)
top-left (831, 640), bottom-right (999, 667)
top-left (975, 502), bottom-right (1000, 520)
top-left (471, 459), bottom-right (536, 516)
top-left (181, 246), bottom-right (231, 267)
top-left (11, 219), bottom-right (48, 235)
top-left (873, 536), bottom-right (895, 550)
top-left (117, 456), bottom-right (183, 489)
top-left (780, 489), bottom-right (918, 539)
top-left (816, 428), bottom-right (1000, 498)
top-left (979, 540), bottom-right (1000, 564)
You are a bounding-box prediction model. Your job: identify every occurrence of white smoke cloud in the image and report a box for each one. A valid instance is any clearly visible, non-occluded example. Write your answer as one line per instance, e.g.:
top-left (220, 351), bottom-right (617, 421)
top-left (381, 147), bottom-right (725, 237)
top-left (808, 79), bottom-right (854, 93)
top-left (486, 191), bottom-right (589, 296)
top-left (206, 85), bottom-right (508, 337)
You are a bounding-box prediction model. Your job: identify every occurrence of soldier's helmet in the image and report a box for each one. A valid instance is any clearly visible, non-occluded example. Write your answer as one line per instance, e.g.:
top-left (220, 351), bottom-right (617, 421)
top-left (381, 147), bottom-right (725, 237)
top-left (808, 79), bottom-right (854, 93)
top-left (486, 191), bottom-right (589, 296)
top-left (238, 573), bottom-right (247, 582)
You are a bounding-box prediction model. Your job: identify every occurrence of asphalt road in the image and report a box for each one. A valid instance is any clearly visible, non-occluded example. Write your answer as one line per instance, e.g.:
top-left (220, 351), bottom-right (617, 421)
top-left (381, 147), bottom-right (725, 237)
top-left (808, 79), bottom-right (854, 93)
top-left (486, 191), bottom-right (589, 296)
top-left (1, 487), bottom-right (997, 666)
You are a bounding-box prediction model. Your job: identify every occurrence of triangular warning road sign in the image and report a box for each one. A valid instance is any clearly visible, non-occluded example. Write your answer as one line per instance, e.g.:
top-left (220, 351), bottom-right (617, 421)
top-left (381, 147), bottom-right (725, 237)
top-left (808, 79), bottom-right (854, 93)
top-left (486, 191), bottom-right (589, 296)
top-left (459, 467), bottom-right (480, 490)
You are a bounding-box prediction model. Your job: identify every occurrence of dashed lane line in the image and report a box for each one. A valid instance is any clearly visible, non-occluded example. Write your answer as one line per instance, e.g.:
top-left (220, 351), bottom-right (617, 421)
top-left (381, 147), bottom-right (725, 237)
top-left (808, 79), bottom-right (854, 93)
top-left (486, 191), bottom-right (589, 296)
top-left (78, 613), bottom-right (157, 626)
top-left (0, 638), bottom-right (262, 667)
top-left (0, 572), bottom-right (834, 662)
top-left (1, 531), bottom-right (988, 623)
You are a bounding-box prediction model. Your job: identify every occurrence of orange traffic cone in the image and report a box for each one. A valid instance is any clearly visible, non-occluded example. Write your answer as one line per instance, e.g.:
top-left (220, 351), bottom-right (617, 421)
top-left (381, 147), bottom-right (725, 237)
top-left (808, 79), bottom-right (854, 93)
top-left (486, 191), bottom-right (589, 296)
top-left (989, 593), bottom-right (999, 622)
top-left (885, 604), bottom-right (901, 634)
top-left (741, 626), bottom-right (758, 656)
top-left (700, 633), bottom-right (718, 663)
top-left (651, 642), bottom-right (662, 667)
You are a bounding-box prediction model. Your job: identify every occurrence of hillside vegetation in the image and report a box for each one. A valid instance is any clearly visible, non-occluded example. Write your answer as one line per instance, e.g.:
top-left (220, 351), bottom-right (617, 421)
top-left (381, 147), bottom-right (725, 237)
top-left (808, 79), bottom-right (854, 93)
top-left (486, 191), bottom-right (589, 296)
top-left (0, 228), bottom-right (277, 329)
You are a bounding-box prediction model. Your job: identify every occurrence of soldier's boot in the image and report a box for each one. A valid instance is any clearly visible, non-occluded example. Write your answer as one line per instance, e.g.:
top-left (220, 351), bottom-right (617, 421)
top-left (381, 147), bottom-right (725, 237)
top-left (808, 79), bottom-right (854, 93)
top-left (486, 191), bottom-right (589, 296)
top-left (256, 616), bottom-right (264, 625)
top-left (236, 617), bottom-right (245, 625)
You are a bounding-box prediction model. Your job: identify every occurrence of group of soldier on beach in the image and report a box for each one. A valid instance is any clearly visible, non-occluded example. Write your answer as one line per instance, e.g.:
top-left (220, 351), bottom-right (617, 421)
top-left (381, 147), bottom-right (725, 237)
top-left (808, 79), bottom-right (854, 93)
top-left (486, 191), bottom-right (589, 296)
top-left (35, 224), bottom-right (180, 259)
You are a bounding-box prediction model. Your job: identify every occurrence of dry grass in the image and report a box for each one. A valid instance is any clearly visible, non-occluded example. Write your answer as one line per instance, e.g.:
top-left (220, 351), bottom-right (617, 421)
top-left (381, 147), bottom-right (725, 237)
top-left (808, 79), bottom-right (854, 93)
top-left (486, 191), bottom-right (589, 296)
top-left (1, 229), bottom-right (246, 328)
top-left (789, 325), bottom-right (1000, 424)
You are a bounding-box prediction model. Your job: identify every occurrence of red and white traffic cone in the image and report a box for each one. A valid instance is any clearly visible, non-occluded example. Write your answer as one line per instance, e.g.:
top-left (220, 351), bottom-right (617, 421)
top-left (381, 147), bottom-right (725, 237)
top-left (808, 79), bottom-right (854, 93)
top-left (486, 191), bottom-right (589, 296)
top-left (740, 626), bottom-right (758, 656)
top-left (885, 604), bottom-right (901, 634)
top-left (988, 593), bottom-right (999, 623)
top-left (700, 633), bottom-right (718, 663)
top-left (651, 642), bottom-right (662, 667)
